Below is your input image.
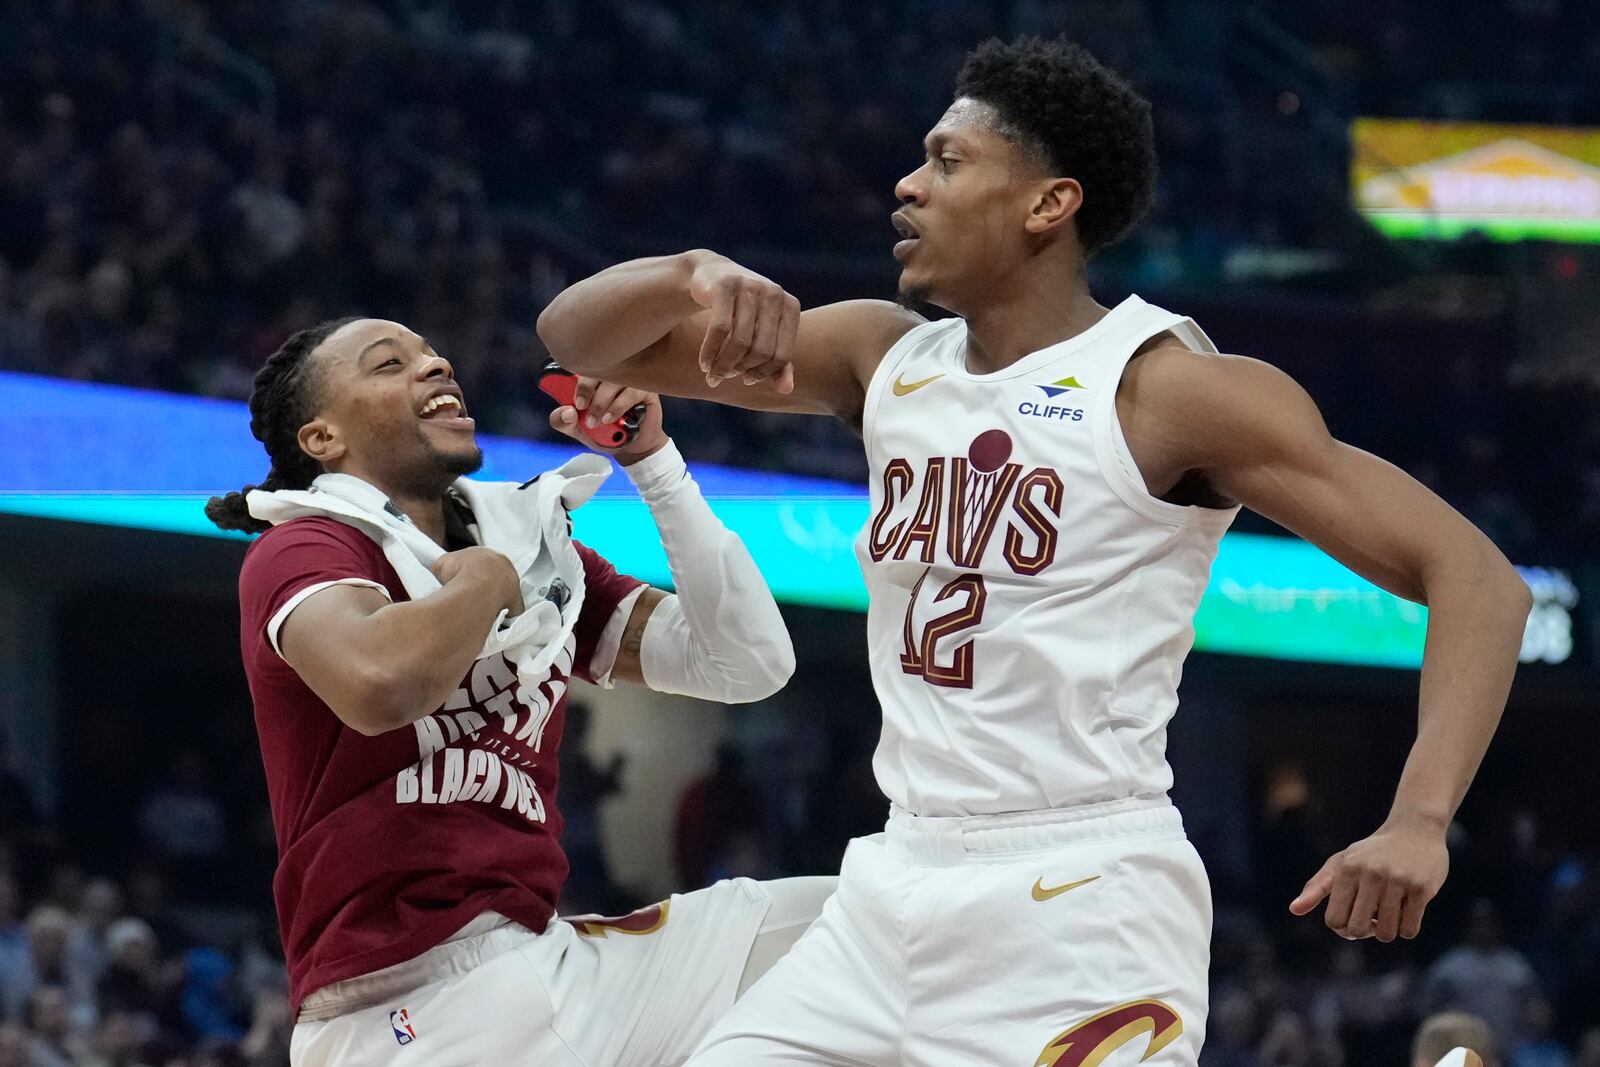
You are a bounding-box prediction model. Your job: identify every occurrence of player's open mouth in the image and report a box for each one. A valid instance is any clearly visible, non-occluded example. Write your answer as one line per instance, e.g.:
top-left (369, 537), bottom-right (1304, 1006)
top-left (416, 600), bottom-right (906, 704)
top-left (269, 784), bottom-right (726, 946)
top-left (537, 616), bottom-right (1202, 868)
top-left (892, 211), bottom-right (921, 260)
top-left (418, 392), bottom-right (475, 429)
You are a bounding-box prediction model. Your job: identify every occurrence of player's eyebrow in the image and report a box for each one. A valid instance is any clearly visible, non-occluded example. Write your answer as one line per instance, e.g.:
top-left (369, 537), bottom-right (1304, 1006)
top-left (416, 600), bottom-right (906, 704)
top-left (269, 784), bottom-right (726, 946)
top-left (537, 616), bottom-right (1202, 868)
top-left (924, 131), bottom-right (974, 157)
top-left (356, 337), bottom-right (401, 365)
top-left (356, 336), bottom-right (432, 365)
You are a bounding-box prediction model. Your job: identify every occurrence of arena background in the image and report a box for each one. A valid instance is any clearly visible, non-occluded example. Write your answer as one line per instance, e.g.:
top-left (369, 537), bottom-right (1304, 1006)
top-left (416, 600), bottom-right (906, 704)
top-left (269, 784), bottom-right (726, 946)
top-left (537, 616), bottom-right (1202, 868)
top-left (2, 2), bottom-right (1599, 1065)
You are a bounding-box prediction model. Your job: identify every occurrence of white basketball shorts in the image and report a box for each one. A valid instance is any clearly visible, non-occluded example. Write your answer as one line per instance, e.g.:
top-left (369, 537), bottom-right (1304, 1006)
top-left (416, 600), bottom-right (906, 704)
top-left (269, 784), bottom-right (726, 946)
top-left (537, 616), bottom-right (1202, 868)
top-left (688, 796), bottom-right (1212, 1067)
top-left (290, 877), bottom-right (772, 1067)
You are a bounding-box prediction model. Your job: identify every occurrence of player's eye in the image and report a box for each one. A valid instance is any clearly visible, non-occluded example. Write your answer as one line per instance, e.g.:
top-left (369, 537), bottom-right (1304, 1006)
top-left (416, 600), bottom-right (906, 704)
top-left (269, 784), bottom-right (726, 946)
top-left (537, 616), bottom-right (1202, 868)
top-left (939, 157), bottom-right (958, 172)
top-left (379, 358), bottom-right (402, 370)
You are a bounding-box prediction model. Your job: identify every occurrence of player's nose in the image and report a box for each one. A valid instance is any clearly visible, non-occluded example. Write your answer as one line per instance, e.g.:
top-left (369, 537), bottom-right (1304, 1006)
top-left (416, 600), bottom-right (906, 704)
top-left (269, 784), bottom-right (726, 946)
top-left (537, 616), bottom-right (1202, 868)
top-left (895, 163), bottom-right (930, 206)
top-left (418, 353), bottom-right (455, 381)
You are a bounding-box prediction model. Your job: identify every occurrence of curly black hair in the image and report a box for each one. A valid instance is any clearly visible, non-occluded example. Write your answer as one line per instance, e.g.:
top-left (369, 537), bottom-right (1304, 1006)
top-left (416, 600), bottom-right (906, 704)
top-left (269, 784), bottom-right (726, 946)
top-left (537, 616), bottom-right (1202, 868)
top-left (204, 316), bottom-right (360, 534)
top-left (955, 36), bottom-right (1156, 257)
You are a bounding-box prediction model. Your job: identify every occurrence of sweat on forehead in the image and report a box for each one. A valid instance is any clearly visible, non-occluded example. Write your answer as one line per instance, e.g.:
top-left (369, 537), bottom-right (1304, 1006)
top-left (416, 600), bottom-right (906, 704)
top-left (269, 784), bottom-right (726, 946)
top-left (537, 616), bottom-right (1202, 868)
top-left (933, 97), bottom-right (1050, 170)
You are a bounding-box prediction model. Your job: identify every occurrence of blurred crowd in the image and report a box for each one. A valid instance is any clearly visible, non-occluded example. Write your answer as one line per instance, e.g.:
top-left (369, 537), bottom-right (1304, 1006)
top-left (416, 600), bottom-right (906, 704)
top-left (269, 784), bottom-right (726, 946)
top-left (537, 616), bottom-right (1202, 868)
top-left (1279, 0), bottom-right (1600, 124)
top-left (2, 8), bottom-right (1598, 1063)
top-left (5, 695), bottom-right (1600, 1067)
top-left (2, 0), bottom-right (1596, 538)
top-left (1198, 762), bottom-right (1600, 1067)
top-left (665, 741), bottom-right (1600, 1067)
top-left (0, 869), bottom-right (293, 1067)
top-left (14, 707), bottom-right (1567, 1067)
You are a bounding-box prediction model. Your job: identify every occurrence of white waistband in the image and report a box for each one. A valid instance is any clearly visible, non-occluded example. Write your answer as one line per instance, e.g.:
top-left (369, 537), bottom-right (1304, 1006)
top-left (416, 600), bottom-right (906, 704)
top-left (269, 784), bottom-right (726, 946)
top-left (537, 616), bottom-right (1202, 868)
top-left (886, 795), bottom-right (1181, 864)
top-left (297, 911), bottom-right (553, 1022)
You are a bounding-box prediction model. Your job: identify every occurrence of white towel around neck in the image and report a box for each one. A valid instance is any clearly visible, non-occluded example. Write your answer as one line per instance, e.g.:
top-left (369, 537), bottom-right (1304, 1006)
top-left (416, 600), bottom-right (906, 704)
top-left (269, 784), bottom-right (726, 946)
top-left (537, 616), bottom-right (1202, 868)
top-left (246, 453), bottom-right (612, 684)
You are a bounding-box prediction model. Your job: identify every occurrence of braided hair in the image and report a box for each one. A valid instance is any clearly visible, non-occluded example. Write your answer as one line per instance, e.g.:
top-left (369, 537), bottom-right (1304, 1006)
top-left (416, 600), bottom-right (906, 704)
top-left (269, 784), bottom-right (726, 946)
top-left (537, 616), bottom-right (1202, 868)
top-left (204, 316), bottom-right (361, 534)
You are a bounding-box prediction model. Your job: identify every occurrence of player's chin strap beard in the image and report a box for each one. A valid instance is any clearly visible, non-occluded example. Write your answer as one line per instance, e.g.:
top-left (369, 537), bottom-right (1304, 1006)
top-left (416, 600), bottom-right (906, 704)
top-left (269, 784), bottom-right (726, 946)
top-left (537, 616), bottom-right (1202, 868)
top-left (383, 449), bottom-right (483, 508)
top-left (896, 286), bottom-right (933, 315)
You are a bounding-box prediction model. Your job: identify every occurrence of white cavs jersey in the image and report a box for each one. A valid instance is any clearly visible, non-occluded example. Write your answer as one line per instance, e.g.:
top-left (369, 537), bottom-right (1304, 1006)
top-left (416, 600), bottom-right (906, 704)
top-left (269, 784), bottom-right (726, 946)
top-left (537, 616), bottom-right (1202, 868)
top-left (856, 295), bottom-right (1240, 816)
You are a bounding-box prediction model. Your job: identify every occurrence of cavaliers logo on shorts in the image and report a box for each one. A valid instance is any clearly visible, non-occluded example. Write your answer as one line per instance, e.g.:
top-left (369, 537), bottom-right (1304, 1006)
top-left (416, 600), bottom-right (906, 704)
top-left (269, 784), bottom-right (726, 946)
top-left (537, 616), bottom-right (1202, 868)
top-left (565, 900), bottom-right (670, 938)
top-left (1035, 1000), bottom-right (1183, 1067)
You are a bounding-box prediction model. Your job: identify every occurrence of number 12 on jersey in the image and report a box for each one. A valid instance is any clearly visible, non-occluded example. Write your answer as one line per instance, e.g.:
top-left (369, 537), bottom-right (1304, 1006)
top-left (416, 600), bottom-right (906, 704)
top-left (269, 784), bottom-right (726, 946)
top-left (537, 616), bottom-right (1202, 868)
top-left (899, 568), bottom-right (988, 688)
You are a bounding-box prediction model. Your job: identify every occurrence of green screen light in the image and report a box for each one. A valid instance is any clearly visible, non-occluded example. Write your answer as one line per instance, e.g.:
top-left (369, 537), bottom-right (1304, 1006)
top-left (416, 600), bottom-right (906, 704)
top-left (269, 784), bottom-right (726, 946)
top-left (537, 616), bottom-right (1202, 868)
top-left (0, 491), bottom-right (1468, 669)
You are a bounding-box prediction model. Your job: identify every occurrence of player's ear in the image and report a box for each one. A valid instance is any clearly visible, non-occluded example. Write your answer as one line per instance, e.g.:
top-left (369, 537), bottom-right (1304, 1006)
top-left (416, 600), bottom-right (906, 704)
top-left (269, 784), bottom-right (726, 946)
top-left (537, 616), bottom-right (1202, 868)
top-left (298, 416), bottom-right (345, 466)
top-left (1024, 177), bottom-right (1083, 236)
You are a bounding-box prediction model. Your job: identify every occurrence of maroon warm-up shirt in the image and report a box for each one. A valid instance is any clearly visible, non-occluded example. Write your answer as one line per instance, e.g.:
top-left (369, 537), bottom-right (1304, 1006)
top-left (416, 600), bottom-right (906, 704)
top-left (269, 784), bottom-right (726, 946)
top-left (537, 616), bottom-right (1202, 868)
top-left (237, 517), bottom-right (643, 1011)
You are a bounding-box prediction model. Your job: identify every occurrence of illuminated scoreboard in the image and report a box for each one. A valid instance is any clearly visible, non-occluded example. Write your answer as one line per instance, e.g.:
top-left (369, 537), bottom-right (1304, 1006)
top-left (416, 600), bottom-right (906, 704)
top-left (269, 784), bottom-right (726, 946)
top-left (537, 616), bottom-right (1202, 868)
top-left (1352, 118), bottom-right (1600, 243)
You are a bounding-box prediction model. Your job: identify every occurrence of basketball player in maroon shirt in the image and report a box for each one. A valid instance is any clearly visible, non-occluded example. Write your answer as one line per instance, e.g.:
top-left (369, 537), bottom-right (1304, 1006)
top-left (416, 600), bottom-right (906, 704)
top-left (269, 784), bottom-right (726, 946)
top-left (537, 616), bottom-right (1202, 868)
top-left (207, 316), bottom-right (833, 1066)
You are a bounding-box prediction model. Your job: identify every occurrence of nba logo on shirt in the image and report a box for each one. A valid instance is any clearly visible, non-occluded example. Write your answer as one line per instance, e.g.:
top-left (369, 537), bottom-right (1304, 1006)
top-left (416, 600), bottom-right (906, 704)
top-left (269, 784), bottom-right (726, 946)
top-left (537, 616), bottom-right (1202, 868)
top-left (390, 1008), bottom-right (416, 1046)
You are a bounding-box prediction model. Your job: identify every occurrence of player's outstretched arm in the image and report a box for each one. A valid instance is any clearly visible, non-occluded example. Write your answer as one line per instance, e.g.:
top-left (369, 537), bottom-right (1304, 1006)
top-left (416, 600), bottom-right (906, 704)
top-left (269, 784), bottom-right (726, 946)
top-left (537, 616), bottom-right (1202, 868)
top-left (550, 378), bottom-right (795, 702)
top-left (537, 249), bottom-right (922, 423)
top-left (1123, 346), bottom-right (1531, 942)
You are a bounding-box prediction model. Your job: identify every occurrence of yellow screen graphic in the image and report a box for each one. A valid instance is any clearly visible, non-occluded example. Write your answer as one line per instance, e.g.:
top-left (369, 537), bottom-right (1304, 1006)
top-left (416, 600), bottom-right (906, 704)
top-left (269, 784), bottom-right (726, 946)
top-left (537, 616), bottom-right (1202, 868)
top-left (1351, 118), bottom-right (1600, 242)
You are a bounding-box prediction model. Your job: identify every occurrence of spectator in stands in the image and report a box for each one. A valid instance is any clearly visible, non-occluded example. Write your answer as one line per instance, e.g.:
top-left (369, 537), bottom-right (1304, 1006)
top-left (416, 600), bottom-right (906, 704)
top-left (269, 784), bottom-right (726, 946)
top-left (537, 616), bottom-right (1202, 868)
top-left (555, 702), bottom-right (627, 913)
top-left (1, 906), bottom-right (95, 1032)
top-left (1513, 998), bottom-right (1573, 1067)
top-left (1200, 988), bottom-right (1262, 1067)
top-left (1422, 901), bottom-right (1539, 1051)
top-left (96, 918), bottom-right (172, 1042)
top-left (0, 1023), bottom-right (30, 1067)
top-left (1527, 860), bottom-right (1600, 1040)
top-left (236, 987), bottom-right (291, 1066)
top-left (0, 874), bottom-right (25, 999)
top-left (136, 749), bottom-right (228, 865)
top-left (1310, 941), bottom-right (1419, 1060)
top-left (1413, 1011), bottom-right (1499, 1067)
top-left (178, 947), bottom-right (243, 1046)
top-left (70, 879), bottom-right (124, 992)
top-left (1575, 1029), bottom-right (1600, 1067)
top-left (1254, 1008), bottom-right (1341, 1066)
top-left (80, 1010), bottom-right (152, 1067)
top-left (22, 985), bottom-right (82, 1067)
top-left (675, 742), bottom-right (766, 890)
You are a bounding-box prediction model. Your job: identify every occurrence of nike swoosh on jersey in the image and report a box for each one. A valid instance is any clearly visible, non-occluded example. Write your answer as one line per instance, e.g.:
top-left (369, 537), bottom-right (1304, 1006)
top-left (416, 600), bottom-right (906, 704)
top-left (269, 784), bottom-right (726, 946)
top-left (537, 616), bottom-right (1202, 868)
top-left (892, 372), bottom-right (944, 396)
top-left (1031, 875), bottom-right (1100, 901)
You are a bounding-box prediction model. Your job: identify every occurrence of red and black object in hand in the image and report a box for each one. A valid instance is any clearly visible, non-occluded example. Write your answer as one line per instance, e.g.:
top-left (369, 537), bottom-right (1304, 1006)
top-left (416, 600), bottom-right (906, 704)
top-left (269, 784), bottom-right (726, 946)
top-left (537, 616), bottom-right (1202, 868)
top-left (538, 363), bottom-right (645, 449)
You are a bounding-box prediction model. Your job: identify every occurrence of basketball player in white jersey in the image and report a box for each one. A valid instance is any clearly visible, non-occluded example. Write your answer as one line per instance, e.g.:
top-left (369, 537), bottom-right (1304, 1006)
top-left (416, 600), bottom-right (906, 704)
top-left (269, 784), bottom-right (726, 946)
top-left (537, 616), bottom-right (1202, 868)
top-left (538, 36), bottom-right (1531, 1066)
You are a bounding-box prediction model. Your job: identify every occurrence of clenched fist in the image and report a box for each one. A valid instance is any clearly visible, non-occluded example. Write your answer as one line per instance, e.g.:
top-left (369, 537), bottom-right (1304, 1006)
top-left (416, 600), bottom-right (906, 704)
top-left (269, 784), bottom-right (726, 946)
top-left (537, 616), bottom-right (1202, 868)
top-left (687, 253), bottom-right (801, 393)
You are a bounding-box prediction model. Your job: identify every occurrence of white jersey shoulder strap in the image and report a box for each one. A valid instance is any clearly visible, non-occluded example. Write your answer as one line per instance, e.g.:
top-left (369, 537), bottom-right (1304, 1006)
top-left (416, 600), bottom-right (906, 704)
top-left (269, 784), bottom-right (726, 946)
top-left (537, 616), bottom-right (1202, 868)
top-left (860, 316), bottom-right (963, 451)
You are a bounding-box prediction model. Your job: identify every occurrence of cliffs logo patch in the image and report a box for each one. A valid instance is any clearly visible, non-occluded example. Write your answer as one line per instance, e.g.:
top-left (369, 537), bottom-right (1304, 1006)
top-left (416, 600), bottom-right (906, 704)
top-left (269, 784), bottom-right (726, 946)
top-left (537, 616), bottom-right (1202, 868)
top-left (390, 1007), bottom-right (417, 1046)
top-left (1035, 1000), bottom-right (1183, 1067)
top-left (1035, 375), bottom-right (1085, 399)
top-left (1020, 375), bottom-right (1087, 421)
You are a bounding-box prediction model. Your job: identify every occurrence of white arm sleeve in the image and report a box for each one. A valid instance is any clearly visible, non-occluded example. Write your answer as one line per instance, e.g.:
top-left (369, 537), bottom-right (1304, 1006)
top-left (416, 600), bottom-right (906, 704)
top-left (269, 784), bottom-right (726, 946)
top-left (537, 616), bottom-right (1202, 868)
top-left (624, 440), bottom-right (795, 703)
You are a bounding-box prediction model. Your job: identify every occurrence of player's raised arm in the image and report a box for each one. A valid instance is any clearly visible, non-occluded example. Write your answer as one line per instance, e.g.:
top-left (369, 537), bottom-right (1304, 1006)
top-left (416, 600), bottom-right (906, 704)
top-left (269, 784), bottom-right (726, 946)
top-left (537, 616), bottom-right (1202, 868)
top-left (547, 377), bottom-right (795, 702)
top-left (537, 249), bottom-right (923, 423)
top-left (1122, 344), bottom-right (1530, 942)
